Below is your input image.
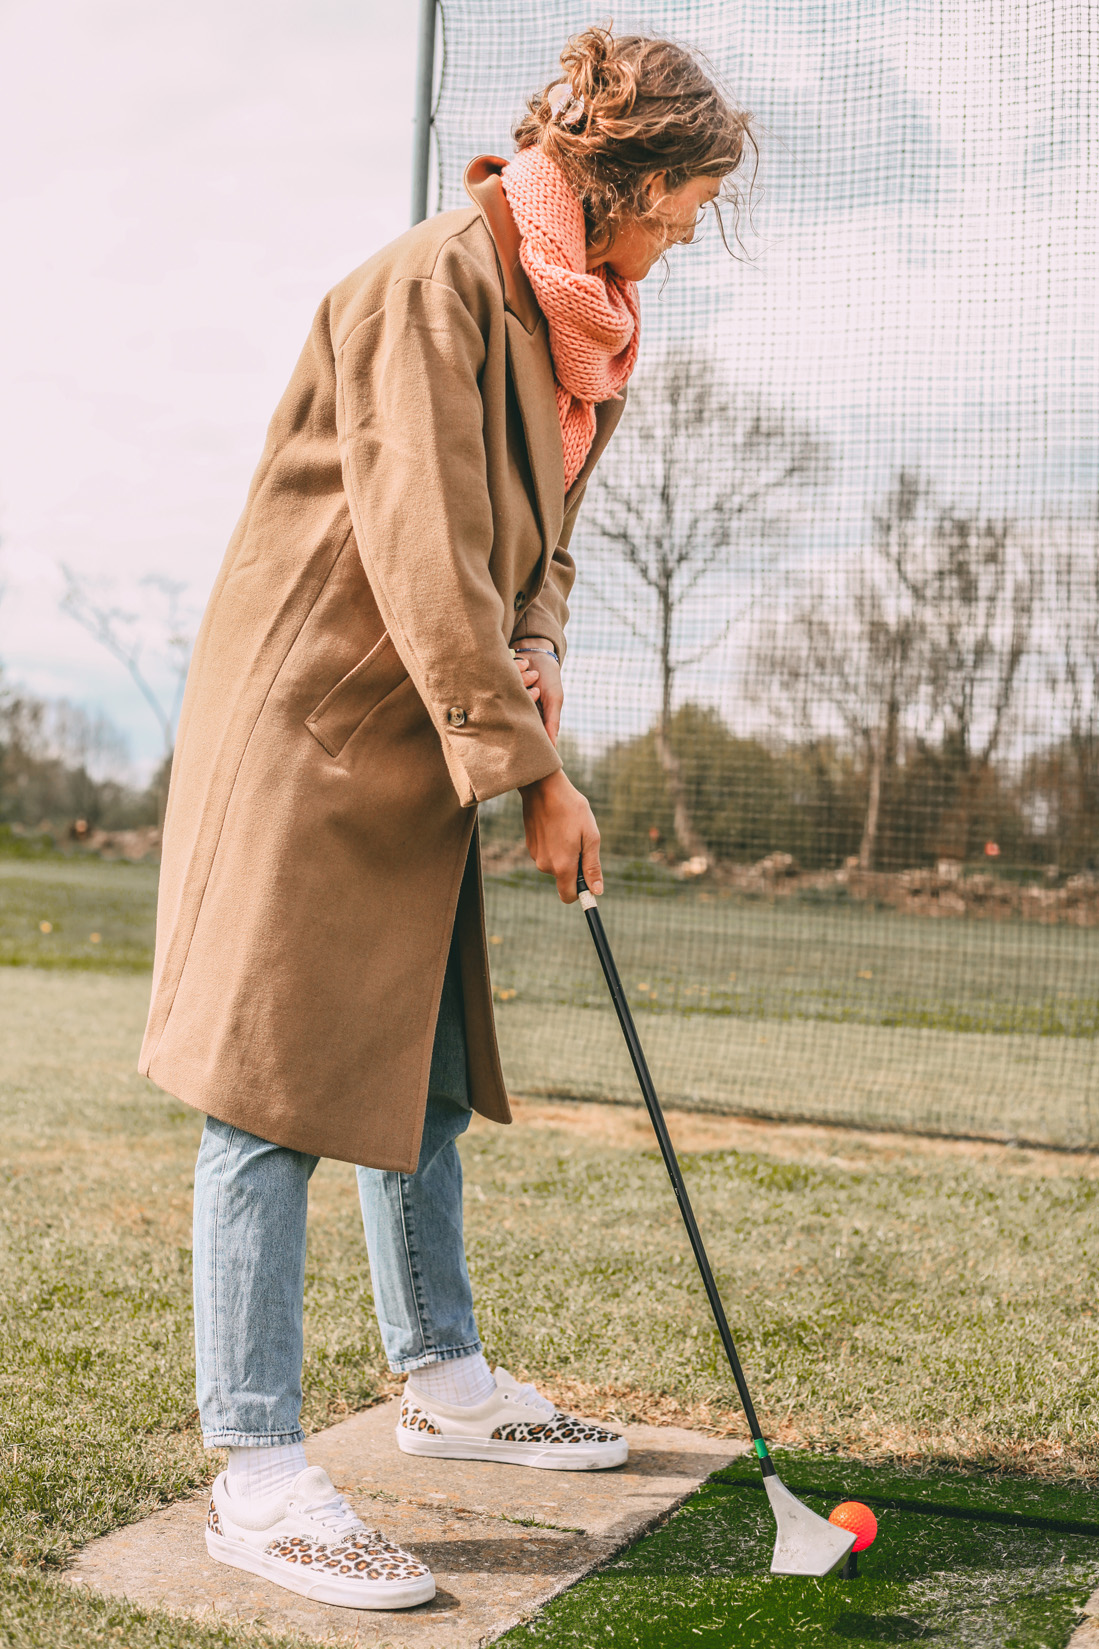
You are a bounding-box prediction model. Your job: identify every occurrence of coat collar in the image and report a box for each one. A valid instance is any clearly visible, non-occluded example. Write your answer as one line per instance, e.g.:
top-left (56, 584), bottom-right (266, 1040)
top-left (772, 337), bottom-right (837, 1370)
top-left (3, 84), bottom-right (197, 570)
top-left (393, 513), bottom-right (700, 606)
top-left (463, 155), bottom-right (540, 332)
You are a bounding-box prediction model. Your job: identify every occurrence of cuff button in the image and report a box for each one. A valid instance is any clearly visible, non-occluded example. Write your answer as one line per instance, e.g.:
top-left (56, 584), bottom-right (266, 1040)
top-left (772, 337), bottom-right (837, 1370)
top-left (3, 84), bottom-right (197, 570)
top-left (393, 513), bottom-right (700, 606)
top-left (447, 706), bottom-right (467, 728)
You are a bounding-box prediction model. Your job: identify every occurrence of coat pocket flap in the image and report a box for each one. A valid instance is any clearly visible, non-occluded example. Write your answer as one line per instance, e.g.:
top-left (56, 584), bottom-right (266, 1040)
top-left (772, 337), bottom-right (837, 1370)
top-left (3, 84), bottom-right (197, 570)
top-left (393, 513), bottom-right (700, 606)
top-left (305, 633), bottom-right (409, 757)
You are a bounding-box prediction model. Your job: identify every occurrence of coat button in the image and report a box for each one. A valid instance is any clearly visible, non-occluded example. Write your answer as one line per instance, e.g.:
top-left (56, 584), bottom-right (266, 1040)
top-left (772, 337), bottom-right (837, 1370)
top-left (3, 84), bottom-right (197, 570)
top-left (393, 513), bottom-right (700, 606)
top-left (447, 707), bottom-right (467, 728)
top-left (514, 591), bottom-right (525, 609)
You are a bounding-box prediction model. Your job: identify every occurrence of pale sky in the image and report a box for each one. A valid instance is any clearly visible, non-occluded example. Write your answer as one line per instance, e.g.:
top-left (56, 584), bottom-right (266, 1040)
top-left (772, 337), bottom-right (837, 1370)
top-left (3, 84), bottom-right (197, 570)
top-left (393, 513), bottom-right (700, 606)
top-left (1, 0), bottom-right (1095, 774)
top-left (0, 0), bottom-right (419, 774)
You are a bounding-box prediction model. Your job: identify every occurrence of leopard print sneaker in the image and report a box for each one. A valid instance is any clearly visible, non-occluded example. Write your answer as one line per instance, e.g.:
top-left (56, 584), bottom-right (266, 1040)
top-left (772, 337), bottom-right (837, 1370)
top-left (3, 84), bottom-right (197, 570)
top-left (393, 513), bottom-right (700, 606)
top-left (204, 1464), bottom-right (434, 1609)
top-left (396, 1366), bottom-right (629, 1471)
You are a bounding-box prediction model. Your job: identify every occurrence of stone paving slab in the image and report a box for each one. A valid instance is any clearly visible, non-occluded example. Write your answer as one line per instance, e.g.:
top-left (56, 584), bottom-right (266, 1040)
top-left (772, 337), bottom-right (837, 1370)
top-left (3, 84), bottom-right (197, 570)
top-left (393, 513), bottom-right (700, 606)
top-left (64, 1397), bottom-right (746, 1646)
top-left (1069, 1587), bottom-right (1099, 1648)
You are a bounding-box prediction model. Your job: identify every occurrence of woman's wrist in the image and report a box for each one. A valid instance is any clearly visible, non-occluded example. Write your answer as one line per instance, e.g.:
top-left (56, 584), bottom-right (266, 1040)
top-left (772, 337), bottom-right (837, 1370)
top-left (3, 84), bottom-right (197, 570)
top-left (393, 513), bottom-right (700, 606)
top-left (520, 766), bottom-right (568, 799)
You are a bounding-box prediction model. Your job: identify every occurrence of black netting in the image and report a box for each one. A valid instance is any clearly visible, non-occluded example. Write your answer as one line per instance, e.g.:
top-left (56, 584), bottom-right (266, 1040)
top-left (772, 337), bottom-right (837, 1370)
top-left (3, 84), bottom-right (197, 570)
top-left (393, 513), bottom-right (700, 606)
top-left (433, 1), bottom-right (1098, 1146)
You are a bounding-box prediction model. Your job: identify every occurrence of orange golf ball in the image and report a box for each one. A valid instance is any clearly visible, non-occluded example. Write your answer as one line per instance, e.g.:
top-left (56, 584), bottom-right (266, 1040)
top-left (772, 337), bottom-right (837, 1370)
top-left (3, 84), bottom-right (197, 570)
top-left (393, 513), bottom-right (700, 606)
top-left (828, 1501), bottom-right (878, 1552)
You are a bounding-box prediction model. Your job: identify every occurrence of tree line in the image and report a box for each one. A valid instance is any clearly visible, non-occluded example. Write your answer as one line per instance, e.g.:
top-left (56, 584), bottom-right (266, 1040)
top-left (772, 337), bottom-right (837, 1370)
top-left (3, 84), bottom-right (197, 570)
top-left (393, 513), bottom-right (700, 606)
top-left (582, 702), bottom-right (1097, 874)
top-left (0, 684), bottom-right (159, 835)
top-left (0, 572), bottom-right (188, 838)
top-left (5, 350), bottom-right (1096, 875)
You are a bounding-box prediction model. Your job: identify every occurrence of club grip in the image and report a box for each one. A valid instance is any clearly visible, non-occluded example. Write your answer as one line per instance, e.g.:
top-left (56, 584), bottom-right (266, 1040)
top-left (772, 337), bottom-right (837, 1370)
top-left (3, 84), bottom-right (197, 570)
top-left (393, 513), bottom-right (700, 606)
top-left (577, 857), bottom-right (588, 896)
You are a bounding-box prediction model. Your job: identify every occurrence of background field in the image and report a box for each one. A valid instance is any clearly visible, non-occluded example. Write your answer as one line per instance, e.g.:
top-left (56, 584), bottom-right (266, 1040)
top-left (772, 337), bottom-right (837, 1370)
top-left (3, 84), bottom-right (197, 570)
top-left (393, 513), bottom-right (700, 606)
top-left (0, 858), bottom-right (158, 972)
top-left (4, 853), bottom-right (1097, 1146)
top-left (486, 871), bottom-right (1099, 1147)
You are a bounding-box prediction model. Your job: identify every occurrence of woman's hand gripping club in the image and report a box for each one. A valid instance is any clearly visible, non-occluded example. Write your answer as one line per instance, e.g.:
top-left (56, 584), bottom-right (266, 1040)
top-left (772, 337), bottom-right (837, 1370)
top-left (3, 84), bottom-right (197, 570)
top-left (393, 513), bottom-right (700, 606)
top-left (513, 642), bottom-right (564, 746)
top-left (520, 769), bottom-right (602, 903)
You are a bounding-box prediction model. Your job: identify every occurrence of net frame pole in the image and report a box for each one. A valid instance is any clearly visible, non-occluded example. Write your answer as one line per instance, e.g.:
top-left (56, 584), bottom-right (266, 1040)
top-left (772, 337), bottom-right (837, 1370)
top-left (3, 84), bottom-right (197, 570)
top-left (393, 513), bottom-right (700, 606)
top-left (410, 0), bottom-right (438, 225)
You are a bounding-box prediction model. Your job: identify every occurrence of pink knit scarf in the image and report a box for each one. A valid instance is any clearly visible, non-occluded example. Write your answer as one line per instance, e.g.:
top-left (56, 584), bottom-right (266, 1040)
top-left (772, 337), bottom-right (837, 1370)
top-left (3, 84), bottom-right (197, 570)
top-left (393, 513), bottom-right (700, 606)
top-left (500, 146), bottom-right (640, 490)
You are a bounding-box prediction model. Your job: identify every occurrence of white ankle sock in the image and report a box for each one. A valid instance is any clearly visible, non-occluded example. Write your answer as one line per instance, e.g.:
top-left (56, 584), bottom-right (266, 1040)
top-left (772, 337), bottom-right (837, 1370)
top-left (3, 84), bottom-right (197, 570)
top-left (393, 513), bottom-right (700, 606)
top-left (407, 1351), bottom-right (496, 1407)
top-left (226, 1441), bottom-right (307, 1503)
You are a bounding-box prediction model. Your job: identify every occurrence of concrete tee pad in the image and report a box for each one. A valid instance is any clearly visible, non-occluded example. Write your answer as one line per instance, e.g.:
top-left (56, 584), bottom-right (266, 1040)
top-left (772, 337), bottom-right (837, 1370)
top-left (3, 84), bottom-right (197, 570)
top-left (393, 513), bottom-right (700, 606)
top-left (1070, 1588), bottom-right (1099, 1648)
top-left (64, 1397), bottom-right (746, 1646)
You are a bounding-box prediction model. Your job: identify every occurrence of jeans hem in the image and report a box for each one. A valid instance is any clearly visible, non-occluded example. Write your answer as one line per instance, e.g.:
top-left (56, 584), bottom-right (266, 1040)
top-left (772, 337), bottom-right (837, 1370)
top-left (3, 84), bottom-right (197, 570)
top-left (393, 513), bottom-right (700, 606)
top-left (202, 1427), bottom-right (307, 1449)
top-left (390, 1338), bottom-right (483, 1375)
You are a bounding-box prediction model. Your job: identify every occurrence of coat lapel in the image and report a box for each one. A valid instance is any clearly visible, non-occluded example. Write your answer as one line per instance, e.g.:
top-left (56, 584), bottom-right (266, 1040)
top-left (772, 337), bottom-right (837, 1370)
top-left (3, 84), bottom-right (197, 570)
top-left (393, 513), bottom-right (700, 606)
top-left (465, 157), bottom-right (565, 567)
top-left (504, 311), bottom-right (566, 565)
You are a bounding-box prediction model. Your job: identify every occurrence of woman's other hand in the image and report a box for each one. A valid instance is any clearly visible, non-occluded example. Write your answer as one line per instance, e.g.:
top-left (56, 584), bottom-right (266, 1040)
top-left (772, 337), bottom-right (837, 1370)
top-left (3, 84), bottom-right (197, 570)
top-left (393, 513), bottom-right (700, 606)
top-left (513, 643), bottom-right (563, 746)
top-left (519, 769), bottom-right (602, 902)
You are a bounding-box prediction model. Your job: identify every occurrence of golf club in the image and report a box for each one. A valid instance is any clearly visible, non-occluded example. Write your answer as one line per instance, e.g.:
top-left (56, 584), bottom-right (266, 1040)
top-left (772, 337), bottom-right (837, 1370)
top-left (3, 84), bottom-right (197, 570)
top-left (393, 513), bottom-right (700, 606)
top-left (575, 862), bottom-right (856, 1578)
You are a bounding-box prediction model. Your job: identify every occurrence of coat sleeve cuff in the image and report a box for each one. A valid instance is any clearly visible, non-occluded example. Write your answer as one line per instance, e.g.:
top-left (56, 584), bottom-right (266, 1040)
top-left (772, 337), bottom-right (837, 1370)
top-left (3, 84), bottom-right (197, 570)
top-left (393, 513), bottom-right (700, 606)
top-left (510, 606), bottom-right (566, 663)
top-left (444, 725), bottom-right (562, 806)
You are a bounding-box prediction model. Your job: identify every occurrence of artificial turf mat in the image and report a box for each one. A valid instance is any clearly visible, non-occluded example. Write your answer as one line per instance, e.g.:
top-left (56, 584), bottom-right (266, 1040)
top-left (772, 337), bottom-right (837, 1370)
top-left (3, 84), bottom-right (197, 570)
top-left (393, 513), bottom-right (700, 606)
top-left (500, 1455), bottom-right (1099, 1648)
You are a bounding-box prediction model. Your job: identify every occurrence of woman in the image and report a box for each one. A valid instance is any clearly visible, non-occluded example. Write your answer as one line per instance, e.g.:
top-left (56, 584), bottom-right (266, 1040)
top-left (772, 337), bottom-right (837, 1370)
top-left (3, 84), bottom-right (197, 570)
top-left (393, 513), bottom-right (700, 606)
top-left (142, 26), bottom-right (754, 1612)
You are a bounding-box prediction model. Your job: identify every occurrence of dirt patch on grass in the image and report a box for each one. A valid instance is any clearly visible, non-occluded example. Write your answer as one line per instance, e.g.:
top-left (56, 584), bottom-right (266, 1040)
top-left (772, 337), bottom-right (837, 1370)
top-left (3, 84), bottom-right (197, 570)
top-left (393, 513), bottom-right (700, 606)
top-left (505, 1093), bottom-right (1099, 1178)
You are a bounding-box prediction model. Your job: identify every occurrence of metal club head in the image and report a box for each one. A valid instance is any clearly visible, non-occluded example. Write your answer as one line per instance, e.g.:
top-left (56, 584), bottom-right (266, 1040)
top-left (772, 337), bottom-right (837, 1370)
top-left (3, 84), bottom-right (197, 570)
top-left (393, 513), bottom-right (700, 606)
top-left (765, 1474), bottom-right (857, 1577)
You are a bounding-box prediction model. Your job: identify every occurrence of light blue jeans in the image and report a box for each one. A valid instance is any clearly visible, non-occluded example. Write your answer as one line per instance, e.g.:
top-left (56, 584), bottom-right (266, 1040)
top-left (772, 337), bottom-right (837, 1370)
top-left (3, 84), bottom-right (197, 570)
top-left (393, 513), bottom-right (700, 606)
top-left (192, 945), bottom-right (481, 1447)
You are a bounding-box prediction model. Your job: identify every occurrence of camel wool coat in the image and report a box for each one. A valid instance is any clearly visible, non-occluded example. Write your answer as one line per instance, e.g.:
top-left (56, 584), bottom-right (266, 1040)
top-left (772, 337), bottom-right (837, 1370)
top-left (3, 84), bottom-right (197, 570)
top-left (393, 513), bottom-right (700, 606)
top-left (139, 158), bottom-right (626, 1171)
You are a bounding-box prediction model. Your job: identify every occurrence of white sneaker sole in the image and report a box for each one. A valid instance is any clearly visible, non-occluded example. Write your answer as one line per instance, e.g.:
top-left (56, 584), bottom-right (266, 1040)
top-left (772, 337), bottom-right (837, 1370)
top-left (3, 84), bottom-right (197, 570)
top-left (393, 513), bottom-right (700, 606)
top-left (205, 1528), bottom-right (436, 1610)
top-left (395, 1426), bottom-right (629, 1471)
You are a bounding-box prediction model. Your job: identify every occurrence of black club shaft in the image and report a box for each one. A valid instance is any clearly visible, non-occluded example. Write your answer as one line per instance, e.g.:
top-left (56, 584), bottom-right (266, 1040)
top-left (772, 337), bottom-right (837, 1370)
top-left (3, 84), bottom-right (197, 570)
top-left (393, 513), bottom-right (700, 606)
top-left (576, 864), bottom-right (774, 1476)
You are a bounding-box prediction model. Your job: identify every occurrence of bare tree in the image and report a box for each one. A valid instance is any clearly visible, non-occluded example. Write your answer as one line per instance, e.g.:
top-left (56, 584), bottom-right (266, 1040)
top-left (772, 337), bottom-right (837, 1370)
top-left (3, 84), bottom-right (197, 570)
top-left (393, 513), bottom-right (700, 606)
top-left (582, 351), bottom-right (827, 860)
top-left (0, 689), bottom-right (131, 827)
top-left (879, 472), bottom-right (1036, 854)
top-left (50, 701), bottom-right (130, 819)
top-left (758, 472), bottom-right (1036, 868)
top-left (758, 552), bottom-right (925, 870)
top-left (59, 568), bottom-right (196, 822)
top-left (1039, 501), bottom-right (1099, 863)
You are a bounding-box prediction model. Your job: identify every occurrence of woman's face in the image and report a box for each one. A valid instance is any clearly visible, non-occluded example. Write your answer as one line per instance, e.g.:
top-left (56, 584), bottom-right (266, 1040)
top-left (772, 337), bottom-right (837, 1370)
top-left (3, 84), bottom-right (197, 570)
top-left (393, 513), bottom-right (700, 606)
top-left (588, 172), bottom-right (723, 281)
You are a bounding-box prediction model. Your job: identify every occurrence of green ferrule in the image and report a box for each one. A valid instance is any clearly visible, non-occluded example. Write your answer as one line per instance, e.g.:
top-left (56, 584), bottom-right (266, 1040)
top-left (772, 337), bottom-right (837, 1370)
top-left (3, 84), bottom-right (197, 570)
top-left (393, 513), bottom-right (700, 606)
top-left (753, 1439), bottom-right (770, 1461)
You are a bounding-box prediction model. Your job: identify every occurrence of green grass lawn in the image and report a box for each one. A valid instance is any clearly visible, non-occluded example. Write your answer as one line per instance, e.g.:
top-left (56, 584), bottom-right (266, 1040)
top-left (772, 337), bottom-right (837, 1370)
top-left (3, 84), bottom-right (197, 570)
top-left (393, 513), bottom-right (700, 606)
top-left (1, 967), bottom-right (1097, 1646)
top-left (484, 868), bottom-right (1099, 1036)
top-left (483, 871), bottom-right (1099, 1148)
top-left (2, 852), bottom-right (1097, 1143)
top-left (22, 851), bottom-right (1097, 1037)
top-left (500, 1455), bottom-right (1099, 1648)
top-left (0, 857), bottom-right (158, 970)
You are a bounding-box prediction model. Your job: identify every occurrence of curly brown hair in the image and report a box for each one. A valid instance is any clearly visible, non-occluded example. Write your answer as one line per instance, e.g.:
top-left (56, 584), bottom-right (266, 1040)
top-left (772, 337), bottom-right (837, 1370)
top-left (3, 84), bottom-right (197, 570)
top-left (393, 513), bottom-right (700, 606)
top-left (513, 24), bottom-right (757, 254)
